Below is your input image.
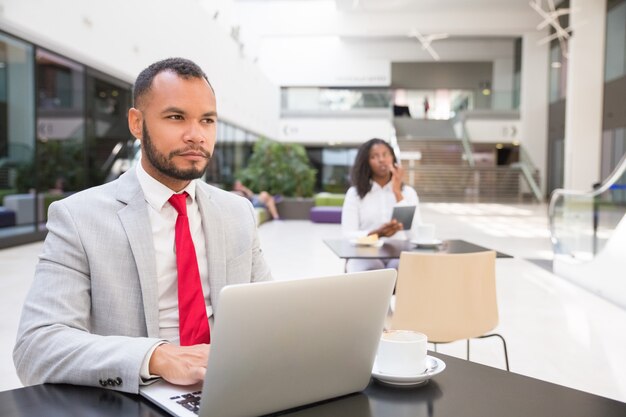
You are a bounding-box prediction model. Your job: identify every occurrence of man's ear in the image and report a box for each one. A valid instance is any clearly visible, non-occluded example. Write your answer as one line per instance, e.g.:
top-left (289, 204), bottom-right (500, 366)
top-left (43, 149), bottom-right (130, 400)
top-left (128, 108), bottom-right (143, 140)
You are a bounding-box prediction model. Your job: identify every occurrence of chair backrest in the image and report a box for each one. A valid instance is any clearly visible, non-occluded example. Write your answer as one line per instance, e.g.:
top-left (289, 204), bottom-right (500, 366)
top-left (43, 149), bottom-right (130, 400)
top-left (391, 251), bottom-right (498, 343)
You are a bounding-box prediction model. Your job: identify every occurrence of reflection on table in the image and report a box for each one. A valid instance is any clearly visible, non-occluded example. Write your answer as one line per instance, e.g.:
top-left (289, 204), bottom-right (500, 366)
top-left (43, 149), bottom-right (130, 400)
top-left (2, 353), bottom-right (624, 417)
top-left (323, 239), bottom-right (512, 260)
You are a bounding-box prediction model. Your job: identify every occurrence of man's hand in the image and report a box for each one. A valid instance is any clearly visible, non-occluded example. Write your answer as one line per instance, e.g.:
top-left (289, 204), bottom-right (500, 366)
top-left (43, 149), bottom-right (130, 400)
top-left (371, 219), bottom-right (403, 238)
top-left (149, 343), bottom-right (210, 385)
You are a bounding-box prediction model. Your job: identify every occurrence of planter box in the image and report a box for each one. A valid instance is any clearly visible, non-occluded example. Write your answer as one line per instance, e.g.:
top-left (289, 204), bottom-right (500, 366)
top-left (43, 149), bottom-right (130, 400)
top-left (310, 206), bottom-right (342, 223)
top-left (3, 193), bottom-right (68, 225)
top-left (313, 192), bottom-right (345, 207)
top-left (277, 197), bottom-right (315, 220)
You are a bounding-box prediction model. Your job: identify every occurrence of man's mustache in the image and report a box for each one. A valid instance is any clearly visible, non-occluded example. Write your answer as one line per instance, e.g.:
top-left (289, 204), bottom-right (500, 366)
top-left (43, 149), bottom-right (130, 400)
top-left (170, 147), bottom-right (212, 159)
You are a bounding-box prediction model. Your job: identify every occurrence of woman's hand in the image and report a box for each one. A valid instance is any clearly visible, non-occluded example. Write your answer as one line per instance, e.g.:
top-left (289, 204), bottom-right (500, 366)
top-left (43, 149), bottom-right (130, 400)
top-left (389, 163), bottom-right (404, 202)
top-left (370, 219), bottom-right (403, 238)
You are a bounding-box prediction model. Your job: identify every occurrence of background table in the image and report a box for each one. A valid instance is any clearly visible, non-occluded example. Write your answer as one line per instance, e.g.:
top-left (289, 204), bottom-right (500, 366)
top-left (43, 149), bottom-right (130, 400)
top-left (324, 239), bottom-right (513, 260)
top-left (1, 353), bottom-right (624, 417)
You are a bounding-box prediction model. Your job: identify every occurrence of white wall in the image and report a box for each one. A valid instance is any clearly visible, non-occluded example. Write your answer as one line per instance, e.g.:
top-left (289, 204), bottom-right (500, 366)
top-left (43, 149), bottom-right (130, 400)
top-left (0, 0), bottom-right (279, 139)
top-left (563, 0), bottom-right (607, 190)
top-left (257, 35), bottom-right (391, 87)
top-left (464, 119), bottom-right (522, 143)
top-left (278, 118), bottom-right (394, 145)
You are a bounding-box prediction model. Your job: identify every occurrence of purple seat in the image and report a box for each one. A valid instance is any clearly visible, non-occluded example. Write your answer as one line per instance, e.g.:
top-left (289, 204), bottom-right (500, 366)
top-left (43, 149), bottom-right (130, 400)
top-left (0, 207), bottom-right (16, 228)
top-left (310, 206), bottom-right (342, 224)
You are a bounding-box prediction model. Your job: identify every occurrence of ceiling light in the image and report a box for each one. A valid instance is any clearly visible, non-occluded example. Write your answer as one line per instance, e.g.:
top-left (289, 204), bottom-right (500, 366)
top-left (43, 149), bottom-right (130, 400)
top-left (408, 29), bottom-right (448, 61)
top-left (529, 0), bottom-right (580, 58)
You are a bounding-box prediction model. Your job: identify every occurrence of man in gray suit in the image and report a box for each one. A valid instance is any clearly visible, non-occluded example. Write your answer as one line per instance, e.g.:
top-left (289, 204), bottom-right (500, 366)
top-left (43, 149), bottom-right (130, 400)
top-left (13, 58), bottom-right (271, 394)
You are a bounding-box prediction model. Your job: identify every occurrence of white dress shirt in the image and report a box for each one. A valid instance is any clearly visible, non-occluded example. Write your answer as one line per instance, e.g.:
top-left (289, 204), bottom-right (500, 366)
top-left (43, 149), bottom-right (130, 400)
top-left (341, 180), bottom-right (421, 240)
top-left (136, 163), bottom-right (213, 343)
top-left (136, 164), bottom-right (212, 380)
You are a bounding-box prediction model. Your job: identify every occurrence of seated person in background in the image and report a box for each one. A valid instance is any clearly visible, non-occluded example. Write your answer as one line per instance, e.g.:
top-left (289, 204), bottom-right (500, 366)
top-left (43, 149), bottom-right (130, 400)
top-left (232, 180), bottom-right (281, 220)
top-left (341, 138), bottom-right (421, 273)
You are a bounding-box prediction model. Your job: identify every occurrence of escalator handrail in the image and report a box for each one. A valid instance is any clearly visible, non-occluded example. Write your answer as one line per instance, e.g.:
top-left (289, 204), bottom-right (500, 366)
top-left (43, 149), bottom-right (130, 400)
top-left (548, 151), bottom-right (626, 245)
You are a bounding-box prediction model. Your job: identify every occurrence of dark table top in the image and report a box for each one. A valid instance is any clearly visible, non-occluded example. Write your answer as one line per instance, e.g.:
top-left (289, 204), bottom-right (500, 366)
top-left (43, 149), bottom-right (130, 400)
top-left (323, 238), bottom-right (513, 260)
top-left (2, 353), bottom-right (624, 417)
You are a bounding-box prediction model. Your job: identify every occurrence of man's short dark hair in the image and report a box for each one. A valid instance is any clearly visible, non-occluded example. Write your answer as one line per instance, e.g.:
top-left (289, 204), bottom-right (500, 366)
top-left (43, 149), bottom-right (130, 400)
top-left (133, 57), bottom-right (212, 108)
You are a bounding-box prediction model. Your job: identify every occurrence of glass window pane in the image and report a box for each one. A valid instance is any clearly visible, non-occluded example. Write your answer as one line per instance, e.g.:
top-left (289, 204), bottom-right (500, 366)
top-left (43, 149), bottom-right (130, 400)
top-left (85, 71), bottom-right (132, 186)
top-left (0, 32), bottom-right (36, 238)
top-left (36, 49), bottom-right (86, 193)
top-left (605, 2), bottom-right (626, 81)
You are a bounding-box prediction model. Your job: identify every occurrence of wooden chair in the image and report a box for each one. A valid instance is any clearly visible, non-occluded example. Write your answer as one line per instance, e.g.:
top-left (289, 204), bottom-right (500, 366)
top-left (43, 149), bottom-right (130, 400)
top-left (391, 251), bottom-right (509, 371)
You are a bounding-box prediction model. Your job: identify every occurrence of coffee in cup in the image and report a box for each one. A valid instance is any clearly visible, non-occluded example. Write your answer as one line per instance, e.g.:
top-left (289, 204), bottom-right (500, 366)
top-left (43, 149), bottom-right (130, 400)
top-left (376, 330), bottom-right (428, 376)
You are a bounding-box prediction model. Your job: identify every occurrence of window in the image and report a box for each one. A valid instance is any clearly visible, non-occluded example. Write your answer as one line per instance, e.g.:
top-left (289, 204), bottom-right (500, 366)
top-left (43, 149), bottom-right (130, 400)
top-left (605, 1), bottom-right (626, 82)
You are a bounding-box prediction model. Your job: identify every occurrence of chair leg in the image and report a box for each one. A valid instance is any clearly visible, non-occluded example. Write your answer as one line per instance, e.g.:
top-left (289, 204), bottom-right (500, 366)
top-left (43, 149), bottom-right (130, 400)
top-left (433, 342), bottom-right (438, 353)
top-left (478, 333), bottom-right (510, 371)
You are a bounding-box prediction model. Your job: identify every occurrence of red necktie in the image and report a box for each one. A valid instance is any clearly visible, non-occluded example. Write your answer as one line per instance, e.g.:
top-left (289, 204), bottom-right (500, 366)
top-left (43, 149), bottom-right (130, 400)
top-left (169, 192), bottom-right (211, 345)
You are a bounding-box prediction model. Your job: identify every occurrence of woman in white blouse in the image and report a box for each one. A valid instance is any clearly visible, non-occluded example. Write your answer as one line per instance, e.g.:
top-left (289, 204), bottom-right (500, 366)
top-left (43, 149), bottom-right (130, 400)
top-left (341, 138), bottom-right (421, 272)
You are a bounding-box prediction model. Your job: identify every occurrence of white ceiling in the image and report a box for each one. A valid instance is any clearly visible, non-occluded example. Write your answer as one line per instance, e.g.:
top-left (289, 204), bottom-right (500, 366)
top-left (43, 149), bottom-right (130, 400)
top-left (230, 0), bottom-right (546, 84)
top-left (233, 0), bottom-right (539, 37)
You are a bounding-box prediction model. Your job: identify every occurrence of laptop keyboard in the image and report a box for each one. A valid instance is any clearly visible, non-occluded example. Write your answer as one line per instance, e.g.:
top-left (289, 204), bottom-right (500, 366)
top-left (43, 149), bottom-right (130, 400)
top-left (170, 390), bottom-right (202, 415)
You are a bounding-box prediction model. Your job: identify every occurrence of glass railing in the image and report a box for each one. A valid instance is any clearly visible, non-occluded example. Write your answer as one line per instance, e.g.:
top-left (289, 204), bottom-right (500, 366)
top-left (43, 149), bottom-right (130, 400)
top-left (281, 88), bottom-right (519, 117)
top-left (281, 87), bottom-right (393, 113)
top-left (103, 138), bottom-right (140, 182)
top-left (451, 89), bottom-right (519, 114)
top-left (549, 153), bottom-right (626, 260)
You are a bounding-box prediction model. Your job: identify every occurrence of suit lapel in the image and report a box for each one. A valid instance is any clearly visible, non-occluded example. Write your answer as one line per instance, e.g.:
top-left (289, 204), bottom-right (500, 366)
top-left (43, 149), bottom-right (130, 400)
top-left (196, 184), bottom-right (227, 311)
top-left (115, 170), bottom-right (160, 338)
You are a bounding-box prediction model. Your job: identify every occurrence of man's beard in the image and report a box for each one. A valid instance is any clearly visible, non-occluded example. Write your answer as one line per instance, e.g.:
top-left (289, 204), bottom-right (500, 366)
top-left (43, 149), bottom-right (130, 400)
top-left (141, 121), bottom-right (211, 181)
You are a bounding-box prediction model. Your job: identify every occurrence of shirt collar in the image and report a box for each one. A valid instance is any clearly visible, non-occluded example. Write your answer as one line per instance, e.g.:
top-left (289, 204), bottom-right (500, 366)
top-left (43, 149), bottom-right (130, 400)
top-left (370, 179), bottom-right (392, 191)
top-left (135, 163), bottom-right (197, 212)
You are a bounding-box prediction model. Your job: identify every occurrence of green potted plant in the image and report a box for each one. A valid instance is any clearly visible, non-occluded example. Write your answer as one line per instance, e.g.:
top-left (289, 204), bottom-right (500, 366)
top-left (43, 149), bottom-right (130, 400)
top-left (238, 138), bottom-right (317, 219)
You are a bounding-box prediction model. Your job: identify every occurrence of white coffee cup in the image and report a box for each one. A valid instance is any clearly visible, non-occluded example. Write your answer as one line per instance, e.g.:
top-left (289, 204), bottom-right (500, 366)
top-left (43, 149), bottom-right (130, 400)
top-left (415, 223), bottom-right (436, 243)
top-left (376, 330), bottom-right (428, 376)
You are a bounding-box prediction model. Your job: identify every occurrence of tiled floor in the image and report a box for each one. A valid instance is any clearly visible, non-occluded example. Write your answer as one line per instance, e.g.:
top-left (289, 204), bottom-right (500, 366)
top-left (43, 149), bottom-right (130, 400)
top-left (1, 202), bottom-right (626, 404)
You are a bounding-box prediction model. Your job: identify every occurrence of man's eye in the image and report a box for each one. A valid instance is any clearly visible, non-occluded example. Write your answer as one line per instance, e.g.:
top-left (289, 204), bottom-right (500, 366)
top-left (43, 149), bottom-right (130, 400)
top-left (168, 115), bottom-right (183, 120)
top-left (203, 118), bottom-right (216, 124)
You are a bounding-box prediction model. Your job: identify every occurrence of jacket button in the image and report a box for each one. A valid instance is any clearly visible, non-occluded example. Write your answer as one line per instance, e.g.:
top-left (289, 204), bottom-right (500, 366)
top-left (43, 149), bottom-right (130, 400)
top-left (99, 379), bottom-right (107, 387)
top-left (115, 377), bottom-right (122, 385)
top-left (107, 378), bottom-right (114, 386)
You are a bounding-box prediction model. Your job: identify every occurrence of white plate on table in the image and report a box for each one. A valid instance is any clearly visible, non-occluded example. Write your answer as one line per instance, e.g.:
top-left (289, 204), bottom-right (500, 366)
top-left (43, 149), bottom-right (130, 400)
top-left (349, 239), bottom-right (384, 248)
top-left (372, 355), bottom-right (445, 387)
top-left (410, 239), bottom-right (443, 247)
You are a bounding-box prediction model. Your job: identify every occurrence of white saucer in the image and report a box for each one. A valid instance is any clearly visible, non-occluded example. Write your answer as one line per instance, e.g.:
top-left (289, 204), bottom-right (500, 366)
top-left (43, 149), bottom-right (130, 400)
top-left (349, 239), bottom-right (384, 248)
top-left (372, 355), bottom-right (446, 387)
top-left (410, 239), bottom-right (443, 247)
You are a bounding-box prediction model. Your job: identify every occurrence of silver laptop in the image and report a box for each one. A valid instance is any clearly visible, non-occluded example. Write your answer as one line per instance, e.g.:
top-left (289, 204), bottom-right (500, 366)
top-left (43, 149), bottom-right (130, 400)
top-left (140, 269), bottom-right (396, 417)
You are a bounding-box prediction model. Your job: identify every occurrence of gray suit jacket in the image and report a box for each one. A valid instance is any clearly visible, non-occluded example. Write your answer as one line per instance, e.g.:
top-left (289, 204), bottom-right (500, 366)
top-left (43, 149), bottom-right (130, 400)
top-left (13, 169), bottom-right (271, 393)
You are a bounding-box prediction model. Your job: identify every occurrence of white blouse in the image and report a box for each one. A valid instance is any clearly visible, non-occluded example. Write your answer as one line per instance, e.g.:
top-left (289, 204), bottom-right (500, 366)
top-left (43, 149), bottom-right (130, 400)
top-left (341, 180), bottom-right (421, 240)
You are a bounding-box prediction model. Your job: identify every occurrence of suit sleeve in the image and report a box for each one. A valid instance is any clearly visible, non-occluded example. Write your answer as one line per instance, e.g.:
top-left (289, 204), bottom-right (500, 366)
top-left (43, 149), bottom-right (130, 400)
top-left (13, 201), bottom-right (162, 394)
top-left (245, 200), bottom-right (272, 283)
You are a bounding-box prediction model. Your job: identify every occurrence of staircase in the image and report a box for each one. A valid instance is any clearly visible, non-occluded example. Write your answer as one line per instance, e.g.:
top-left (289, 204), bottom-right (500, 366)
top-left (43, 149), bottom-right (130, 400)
top-left (396, 135), bottom-right (539, 203)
